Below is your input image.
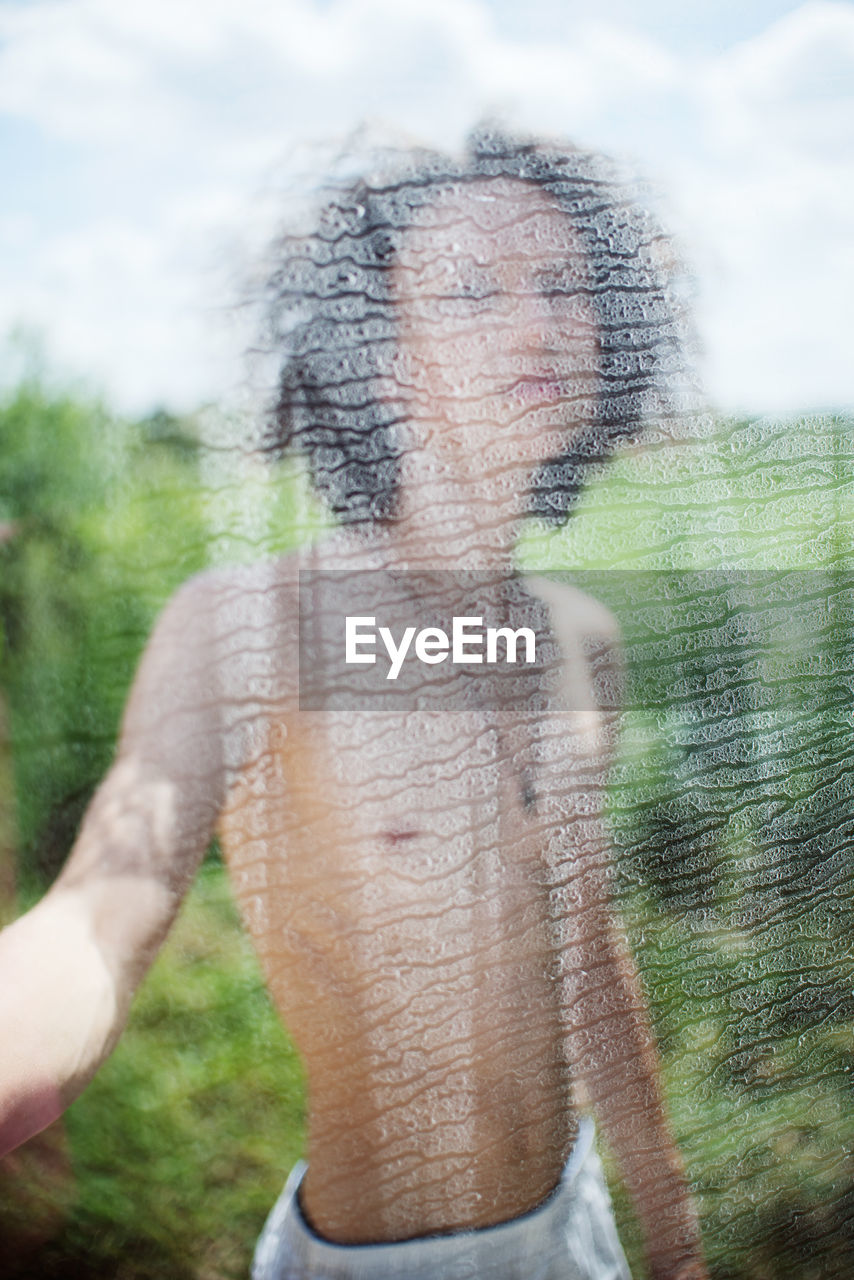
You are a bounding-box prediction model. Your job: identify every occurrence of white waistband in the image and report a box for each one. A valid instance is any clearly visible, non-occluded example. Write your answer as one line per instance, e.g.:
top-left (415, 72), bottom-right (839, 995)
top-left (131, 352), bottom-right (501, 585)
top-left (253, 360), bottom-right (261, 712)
top-left (252, 1118), bottom-right (629, 1280)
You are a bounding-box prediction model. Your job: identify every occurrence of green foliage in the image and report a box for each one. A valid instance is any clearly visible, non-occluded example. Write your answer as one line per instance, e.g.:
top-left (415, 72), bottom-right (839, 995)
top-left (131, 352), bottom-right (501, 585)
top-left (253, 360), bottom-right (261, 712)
top-left (0, 383), bottom-right (209, 882)
top-left (3, 864), bottom-right (304, 1280)
top-left (4, 389), bottom-right (854, 1276)
top-left (540, 413), bottom-right (854, 1278)
top-left (0, 375), bottom-right (309, 1277)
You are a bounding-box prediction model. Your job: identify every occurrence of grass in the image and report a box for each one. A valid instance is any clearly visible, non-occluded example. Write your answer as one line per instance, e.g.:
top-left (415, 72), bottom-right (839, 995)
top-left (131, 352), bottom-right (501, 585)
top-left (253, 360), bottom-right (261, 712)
top-left (0, 859), bottom-right (305, 1279)
top-left (5, 412), bottom-right (854, 1275)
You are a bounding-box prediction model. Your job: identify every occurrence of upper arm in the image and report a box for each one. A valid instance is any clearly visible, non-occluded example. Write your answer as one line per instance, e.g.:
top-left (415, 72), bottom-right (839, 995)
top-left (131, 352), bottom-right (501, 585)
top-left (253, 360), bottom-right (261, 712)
top-left (54, 572), bottom-right (229, 990)
top-left (526, 577), bottom-right (625, 923)
top-left (0, 568), bottom-right (282, 1147)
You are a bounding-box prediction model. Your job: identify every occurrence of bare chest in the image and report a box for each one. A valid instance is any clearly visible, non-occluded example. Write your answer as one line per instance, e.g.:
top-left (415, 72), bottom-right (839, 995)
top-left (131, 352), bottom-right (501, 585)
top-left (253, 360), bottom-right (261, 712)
top-left (218, 707), bottom-right (575, 950)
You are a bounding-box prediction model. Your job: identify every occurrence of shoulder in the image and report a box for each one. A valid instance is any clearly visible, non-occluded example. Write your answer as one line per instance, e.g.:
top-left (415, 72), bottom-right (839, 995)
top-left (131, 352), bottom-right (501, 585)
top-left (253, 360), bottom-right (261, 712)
top-left (522, 575), bottom-right (621, 648)
top-left (125, 532), bottom-right (383, 742)
top-left (121, 556), bottom-right (304, 760)
top-left (160, 556), bottom-right (301, 636)
top-left (522, 575), bottom-right (623, 723)
top-left (159, 553), bottom-right (307, 657)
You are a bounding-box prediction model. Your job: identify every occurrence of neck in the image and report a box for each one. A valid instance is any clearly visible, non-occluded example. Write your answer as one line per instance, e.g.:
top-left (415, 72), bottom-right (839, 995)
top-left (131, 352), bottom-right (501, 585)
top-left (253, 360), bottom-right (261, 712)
top-left (367, 462), bottom-right (524, 573)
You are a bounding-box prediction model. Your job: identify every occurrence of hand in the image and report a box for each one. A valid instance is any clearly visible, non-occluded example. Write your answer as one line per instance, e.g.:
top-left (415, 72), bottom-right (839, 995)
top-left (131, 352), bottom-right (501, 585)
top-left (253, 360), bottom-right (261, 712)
top-left (0, 892), bottom-right (119, 1155)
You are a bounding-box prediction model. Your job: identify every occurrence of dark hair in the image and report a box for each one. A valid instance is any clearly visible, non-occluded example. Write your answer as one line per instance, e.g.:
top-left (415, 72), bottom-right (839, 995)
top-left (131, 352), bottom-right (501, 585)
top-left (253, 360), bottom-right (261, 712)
top-left (262, 126), bottom-right (688, 524)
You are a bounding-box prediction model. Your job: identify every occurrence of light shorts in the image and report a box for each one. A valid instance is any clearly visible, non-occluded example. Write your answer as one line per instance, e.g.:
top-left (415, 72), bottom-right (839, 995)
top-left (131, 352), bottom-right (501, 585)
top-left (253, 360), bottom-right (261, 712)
top-left (252, 1119), bottom-right (632, 1280)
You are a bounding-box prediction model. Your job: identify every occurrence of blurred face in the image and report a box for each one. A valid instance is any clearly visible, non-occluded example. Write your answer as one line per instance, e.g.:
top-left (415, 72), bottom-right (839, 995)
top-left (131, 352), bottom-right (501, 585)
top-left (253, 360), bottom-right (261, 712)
top-left (390, 176), bottom-right (600, 482)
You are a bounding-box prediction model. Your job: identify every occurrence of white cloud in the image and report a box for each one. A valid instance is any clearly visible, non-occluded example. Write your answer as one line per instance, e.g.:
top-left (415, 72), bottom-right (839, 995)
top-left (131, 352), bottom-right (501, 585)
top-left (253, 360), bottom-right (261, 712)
top-left (671, 2), bottom-right (854, 409)
top-left (0, 0), bottom-right (852, 413)
top-left (0, 217), bottom-right (239, 409)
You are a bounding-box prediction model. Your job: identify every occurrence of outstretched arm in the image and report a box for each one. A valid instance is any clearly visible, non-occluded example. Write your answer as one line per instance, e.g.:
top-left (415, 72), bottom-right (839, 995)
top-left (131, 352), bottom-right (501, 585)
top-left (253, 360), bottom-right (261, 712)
top-left (0, 575), bottom-right (226, 1156)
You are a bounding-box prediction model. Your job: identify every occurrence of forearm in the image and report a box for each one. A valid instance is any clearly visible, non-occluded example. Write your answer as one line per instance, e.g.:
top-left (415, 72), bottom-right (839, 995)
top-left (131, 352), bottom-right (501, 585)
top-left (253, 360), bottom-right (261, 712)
top-left (571, 923), bottom-right (705, 1279)
top-left (0, 888), bottom-right (125, 1156)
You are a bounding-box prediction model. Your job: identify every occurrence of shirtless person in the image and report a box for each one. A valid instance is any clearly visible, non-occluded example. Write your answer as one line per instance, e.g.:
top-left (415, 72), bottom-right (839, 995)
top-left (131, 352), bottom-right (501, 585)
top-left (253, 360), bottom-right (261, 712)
top-left (0, 130), bottom-right (707, 1279)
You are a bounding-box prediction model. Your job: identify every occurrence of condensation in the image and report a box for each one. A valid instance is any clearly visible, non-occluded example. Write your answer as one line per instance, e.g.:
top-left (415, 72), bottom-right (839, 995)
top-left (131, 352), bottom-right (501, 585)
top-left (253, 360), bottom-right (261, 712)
top-left (5, 124), bottom-right (853, 1278)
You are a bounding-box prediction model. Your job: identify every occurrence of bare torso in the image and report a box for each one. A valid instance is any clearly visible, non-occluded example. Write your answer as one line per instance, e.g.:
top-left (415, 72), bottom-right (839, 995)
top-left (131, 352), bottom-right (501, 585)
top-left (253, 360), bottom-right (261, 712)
top-left (211, 541), bottom-right (615, 1243)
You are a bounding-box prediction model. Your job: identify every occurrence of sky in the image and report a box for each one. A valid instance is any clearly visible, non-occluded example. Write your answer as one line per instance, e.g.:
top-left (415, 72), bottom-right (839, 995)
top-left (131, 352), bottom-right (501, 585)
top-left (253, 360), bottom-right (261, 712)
top-left (0, 0), bottom-right (852, 416)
